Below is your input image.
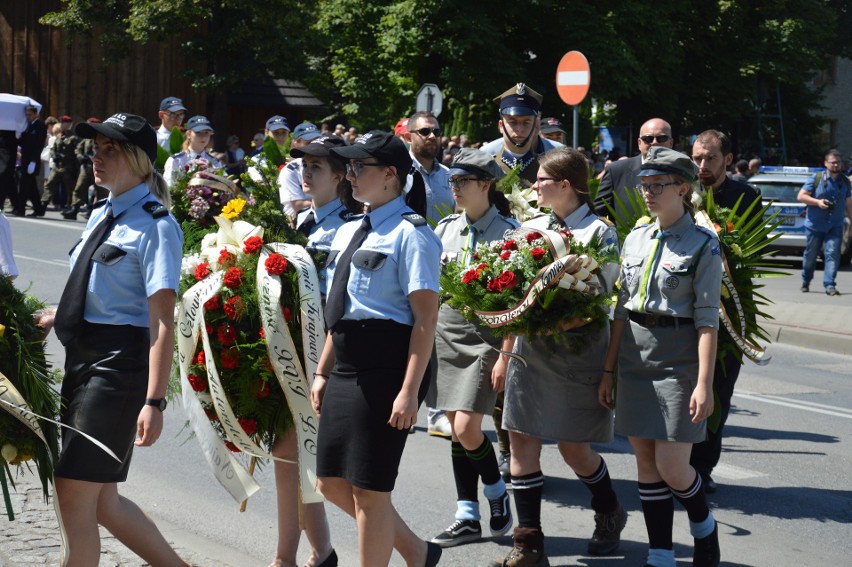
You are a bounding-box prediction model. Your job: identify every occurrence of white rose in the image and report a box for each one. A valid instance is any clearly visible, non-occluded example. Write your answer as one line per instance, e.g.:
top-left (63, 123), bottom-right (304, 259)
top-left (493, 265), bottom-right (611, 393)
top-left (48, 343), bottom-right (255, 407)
top-left (1, 443), bottom-right (18, 462)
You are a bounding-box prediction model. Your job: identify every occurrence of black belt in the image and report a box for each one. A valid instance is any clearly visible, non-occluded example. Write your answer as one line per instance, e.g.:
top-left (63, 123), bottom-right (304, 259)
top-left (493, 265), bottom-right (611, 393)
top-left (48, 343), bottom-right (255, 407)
top-left (628, 311), bottom-right (693, 328)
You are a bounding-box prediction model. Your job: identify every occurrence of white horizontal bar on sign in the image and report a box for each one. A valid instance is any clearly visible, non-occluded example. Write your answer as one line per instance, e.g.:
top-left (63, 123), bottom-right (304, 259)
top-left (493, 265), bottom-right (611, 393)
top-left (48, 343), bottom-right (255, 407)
top-left (557, 71), bottom-right (589, 86)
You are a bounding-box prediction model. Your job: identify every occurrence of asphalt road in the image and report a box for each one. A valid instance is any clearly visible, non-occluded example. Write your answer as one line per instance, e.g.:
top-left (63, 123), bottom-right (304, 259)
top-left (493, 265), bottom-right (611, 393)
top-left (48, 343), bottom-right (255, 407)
top-left (5, 215), bottom-right (852, 566)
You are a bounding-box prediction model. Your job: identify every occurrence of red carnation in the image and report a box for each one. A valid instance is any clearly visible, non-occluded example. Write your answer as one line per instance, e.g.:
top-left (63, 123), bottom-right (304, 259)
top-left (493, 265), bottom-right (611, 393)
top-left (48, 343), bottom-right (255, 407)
top-left (461, 269), bottom-right (480, 284)
top-left (218, 248), bottom-right (236, 268)
top-left (259, 327), bottom-right (265, 340)
top-left (530, 247), bottom-right (547, 261)
top-left (525, 232), bottom-right (542, 243)
top-left (225, 441), bottom-right (240, 452)
top-left (501, 240), bottom-right (518, 251)
top-left (195, 262), bottom-right (211, 281)
top-left (265, 253), bottom-right (288, 276)
top-left (203, 406), bottom-right (218, 421)
top-left (283, 307), bottom-right (292, 322)
top-left (561, 229), bottom-right (574, 239)
top-left (220, 347), bottom-right (240, 369)
top-left (486, 279), bottom-right (500, 292)
top-left (217, 323), bottom-right (238, 346)
top-left (187, 373), bottom-right (207, 392)
top-left (195, 350), bottom-right (206, 366)
top-left (223, 296), bottom-right (245, 320)
top-left (205, 322), bottom-right (213, 335)
top-left (256, 382), bottom-right (270, 399)
top-left (495, 270), bottom-right (518, 291)
top-left (239, 417), bottom-right (258, 436)
top-left (223, 267), bottom-right (243, 289)
top-left (204, 294), bottom-right (220, 311)
top-left (500, 250), bottom-right (512, 260)
top-left (243, 236), bottom-right (264, 254)
top-left (476, 263), bottom-right (489, 271)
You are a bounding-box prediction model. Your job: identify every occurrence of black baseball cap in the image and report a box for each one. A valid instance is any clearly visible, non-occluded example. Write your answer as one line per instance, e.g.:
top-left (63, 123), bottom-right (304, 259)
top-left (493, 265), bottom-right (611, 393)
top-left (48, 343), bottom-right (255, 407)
top-left (75, 112), bottom-right (158, 163)
top-left (330, 130), bottom-right (412, 181)
top-left (290, 135), bottom-right (347, 158)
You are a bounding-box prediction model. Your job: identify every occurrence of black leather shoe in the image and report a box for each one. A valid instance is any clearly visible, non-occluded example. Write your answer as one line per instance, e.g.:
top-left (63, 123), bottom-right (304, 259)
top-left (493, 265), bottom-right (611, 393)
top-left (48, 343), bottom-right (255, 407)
top-left (26, 210), bottom-right (44, 218)
top-left (62, 207), bottom-right (79, 220)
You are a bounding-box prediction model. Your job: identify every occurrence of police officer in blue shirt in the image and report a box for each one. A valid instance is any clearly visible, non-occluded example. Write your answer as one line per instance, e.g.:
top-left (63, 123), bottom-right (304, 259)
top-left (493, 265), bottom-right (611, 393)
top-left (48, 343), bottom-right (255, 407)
top-left (404, 111), bottom-right (454, 225)
top-left (163, 115), bottom-right (223, 187)
top-left (49, 112), bottom-right (188, 566)
top-left (797, 149), bottom-right (852, 296)
top-left (311, 131), bottom-right (444, 567)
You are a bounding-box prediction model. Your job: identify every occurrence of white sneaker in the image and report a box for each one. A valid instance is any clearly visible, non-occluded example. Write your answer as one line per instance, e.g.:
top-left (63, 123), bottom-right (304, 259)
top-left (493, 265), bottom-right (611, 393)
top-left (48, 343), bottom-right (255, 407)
top-left (427, 414), bottom-right (452, 438)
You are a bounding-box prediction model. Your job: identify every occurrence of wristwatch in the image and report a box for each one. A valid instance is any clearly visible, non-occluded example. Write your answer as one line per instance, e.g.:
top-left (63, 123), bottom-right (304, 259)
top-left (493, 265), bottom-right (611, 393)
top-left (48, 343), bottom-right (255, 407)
top-left (145, 398), bottom-right (168, 412)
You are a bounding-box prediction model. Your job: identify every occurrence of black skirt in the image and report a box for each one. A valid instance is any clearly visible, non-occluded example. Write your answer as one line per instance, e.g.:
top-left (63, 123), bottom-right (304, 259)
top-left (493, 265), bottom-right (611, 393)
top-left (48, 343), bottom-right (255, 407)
top-left (316, 319), bottom-right (430, 492)
top-left (55, 323), bottom-right (150, 483)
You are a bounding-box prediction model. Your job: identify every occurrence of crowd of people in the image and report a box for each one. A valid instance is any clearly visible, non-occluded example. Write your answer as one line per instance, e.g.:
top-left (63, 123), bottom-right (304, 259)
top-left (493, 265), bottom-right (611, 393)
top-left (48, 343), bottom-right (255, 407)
top-left (1, 80), bottom-right (851, 567)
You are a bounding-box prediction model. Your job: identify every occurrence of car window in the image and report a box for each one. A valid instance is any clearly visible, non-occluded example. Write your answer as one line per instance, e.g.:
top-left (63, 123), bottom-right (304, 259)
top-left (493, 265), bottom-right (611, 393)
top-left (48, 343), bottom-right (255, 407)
top-left (752, 182), bottom-right (802, 202)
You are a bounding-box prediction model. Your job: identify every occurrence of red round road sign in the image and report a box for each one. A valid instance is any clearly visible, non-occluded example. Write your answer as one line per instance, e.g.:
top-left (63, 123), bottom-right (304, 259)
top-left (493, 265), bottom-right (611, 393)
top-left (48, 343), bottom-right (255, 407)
top-left (555, 51), bottom-right (590, 106)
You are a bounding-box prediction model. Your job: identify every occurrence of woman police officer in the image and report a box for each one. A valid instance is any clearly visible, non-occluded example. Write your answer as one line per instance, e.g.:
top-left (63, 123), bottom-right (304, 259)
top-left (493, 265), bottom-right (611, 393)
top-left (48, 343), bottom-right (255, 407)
top-left (50, 113), bottom-right (188, 566)
top-left (429, 149), bottom-right (517, 548)
top-left (599, 146), bottom-right (723, 567)
top-left (310, 131), bottom-right (443, 567)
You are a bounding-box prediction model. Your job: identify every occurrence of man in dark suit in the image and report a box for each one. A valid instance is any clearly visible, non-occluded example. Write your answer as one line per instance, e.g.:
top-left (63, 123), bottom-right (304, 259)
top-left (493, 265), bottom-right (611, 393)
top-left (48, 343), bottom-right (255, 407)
top-left (15, 105), bottom-right (47, 216)
top-left (595, 117), bottom-right (673, 230)
top-left (689, 129), bottom-right (761, 494)
top-left (0, 129), bottom-right (18, 214)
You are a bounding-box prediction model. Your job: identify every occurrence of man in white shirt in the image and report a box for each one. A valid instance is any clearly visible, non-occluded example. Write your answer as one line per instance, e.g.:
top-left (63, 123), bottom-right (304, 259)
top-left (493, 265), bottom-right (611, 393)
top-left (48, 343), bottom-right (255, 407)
top-left (279, 122), bottom-right (322, 218)
top-left (156, 96), bottom-right (187, 150)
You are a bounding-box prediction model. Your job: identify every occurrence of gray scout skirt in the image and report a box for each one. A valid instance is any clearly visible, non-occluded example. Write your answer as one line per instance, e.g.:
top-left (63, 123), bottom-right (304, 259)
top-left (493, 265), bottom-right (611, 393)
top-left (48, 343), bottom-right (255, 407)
top-left (503, 326), bottom-right (614, 443)
top-left (434, 303), bottom-right (501, 415)
top-left (615, 320), bottom-right (706, 443)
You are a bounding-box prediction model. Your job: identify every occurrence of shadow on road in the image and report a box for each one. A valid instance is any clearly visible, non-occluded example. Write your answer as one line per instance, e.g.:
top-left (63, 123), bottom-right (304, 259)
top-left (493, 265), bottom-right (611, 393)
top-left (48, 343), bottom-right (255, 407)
top-left (724, 423), bottom-right (840, 444)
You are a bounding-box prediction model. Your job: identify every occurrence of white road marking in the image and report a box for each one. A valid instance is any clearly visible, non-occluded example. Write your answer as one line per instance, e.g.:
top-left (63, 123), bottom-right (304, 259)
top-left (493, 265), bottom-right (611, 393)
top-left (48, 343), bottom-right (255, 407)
top-left (13, 254), bottom-right (68, 267)
top-left (711, 462), bottom-right (764, 480)
top-left (734, 390), bottom-right (852, 419)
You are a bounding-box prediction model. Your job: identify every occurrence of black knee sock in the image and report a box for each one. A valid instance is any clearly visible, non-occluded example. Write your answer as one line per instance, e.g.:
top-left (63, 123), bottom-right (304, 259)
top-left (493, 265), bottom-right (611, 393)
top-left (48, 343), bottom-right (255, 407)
top-left (512, 471), bottom-right (544, 530)
top-left (452, 441), bottom-right (479, 502)
top-left (493, 393), bottom-right (510, 455)
top-left (464, 435), bottom-right (501, 486)
top-left (576, 457), bottom-right (618, 514)
top-left (670, 472), bottom-right (710, 523)
top-left (638, 481), bottom-right (674, 550)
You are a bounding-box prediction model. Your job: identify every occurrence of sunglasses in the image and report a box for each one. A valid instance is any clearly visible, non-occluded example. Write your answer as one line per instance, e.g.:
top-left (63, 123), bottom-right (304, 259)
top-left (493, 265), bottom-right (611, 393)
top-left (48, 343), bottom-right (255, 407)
top-left (412, 127), bottom-right (442, 138)
top-left (639, 134), bottom-right (671, 144)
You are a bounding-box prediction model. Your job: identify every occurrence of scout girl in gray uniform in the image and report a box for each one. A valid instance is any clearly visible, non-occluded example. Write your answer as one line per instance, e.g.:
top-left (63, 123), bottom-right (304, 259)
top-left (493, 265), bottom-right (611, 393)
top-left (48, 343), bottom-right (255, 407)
top-left (599, 147), bottom-right (722, 567)
top-left (266, 135), bottom-right (360, 567)
top-left (51, 113), bottom-right (188, 566)
top-left (311, 131), bottom-right (443, 567)
top-left (163, 115), bottom-right (223, 187)
top-left (429, 149), bottom-right (517, 548)
top-left (492, 148), bottom-right (625, 567)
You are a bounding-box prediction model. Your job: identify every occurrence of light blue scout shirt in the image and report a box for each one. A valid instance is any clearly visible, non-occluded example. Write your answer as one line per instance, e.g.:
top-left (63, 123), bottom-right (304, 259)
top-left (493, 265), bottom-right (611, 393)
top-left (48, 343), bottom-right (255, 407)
top-left (69, 183), bottom-right (183, 328)
top-left (296, 199), bottom-right (357, 296)
top-left (163, 149), bottom-right (223, 187)
top-left (434, 205), bottom-right (518, 266)
top-left (614, 211), bottom-right (722, 329)
top-left (523, 203), bottom-right (620, 298)
top-left (801, 170), bottom-right (852, 232)
top-left (409, 152), bottom-right (454, 225)
top-left (326, 194), bottom-right (442, 326)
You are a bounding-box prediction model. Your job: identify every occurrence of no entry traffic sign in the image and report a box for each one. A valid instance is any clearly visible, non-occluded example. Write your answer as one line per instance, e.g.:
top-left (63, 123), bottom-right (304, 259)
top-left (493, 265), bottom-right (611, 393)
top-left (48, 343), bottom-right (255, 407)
top-left (556, 51), bottom-right (590, 106)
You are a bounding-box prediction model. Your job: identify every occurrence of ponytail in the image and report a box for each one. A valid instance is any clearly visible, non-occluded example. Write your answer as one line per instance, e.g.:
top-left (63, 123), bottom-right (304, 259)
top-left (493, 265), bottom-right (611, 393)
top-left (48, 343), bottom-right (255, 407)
top-left (405, 169), bottom-right (427, 217)
top-left (488, 181), bottom-right (513, 217)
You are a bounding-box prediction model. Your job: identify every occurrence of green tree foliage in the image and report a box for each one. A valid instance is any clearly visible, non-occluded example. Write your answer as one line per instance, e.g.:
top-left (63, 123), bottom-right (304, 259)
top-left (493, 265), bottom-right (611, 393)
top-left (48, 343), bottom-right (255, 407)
top-left (41, 0), bottom-right (852, 159)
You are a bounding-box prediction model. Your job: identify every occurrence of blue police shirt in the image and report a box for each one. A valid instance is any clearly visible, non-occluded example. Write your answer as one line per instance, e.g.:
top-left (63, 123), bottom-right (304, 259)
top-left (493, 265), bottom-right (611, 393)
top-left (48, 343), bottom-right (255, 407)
top-left (296, 199), bottom-right (356, 296)
top-left (802, 170), bottom-right (852, 231)
top-left (70, 183), bottom-right (183, 327)
top-left (409, 153), bottom-right (454, 225)
top-left (326, 195), bottom-right (442, 325)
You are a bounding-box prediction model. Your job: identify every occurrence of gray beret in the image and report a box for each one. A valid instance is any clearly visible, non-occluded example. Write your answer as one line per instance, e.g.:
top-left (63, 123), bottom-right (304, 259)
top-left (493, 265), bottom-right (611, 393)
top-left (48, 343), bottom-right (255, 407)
top-left (449, 148), bottom-right (505, 180)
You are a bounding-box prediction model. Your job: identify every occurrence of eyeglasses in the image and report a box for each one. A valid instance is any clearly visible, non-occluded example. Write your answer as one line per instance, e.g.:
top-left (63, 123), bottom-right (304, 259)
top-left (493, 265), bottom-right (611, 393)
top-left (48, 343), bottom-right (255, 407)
top-left (165, 111), bottom-right (186, 120)
top-left (412, 127), bottom-right (442, 138)
top-left (639, 134), bottom-right (671, 144)
top-left (449, 177), bottom-right (481, 189)
top-left (639, 181), bottom-right (681, 195)
top-left (345, 161), bottom-right (388, 177)
top-left (535, 176), bottom-right (559, 184)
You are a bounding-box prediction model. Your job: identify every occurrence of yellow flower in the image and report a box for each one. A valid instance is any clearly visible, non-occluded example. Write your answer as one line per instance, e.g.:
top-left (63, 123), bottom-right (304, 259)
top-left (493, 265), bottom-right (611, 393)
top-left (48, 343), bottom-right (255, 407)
top-left (635, 216), bottom-right (652, 227)
top-left (0, 323), bottom-right (5, 337)
top-left (220, 198), bottom-right (247, 220)
top-left (730, 243), bottom-right (742, 257)
top-left (721, 285), bottom-right (731, 299)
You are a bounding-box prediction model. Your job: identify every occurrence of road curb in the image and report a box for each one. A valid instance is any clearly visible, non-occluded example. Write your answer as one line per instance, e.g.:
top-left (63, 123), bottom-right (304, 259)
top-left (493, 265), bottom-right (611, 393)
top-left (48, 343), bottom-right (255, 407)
top-left (762, 322), bottom-right (852, 356)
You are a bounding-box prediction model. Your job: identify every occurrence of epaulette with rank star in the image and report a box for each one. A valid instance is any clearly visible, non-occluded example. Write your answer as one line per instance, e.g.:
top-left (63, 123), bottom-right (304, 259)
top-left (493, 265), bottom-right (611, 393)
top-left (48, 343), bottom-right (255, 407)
top-left (143, 201), bottom-right (169, 218)
top-left (402, 212), bottom-right (427, 226)
top-left (286, 161), bottom-right (300, 171)
top-left (694, 224), bottom-right (717, 239)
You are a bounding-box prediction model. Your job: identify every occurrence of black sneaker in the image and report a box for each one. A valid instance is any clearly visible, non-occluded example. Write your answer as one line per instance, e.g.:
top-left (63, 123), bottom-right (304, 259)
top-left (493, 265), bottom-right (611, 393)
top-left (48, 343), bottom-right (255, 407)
top-left (488, 490), bottom-right (513, 536)
top-left (587, 504), bottom-right (627, 556)
top-left (800, 284), bottom-right (809, 293)
top-left (430, 519), bottom-right (481, 548)
top-left (693, 521), bottom-right (720, 567)
top-left (498, 452), bottom-right (511, 484)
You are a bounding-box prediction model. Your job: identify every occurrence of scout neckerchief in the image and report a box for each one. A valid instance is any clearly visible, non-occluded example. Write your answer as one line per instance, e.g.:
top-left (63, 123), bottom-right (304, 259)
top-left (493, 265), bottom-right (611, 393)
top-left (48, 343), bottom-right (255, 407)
top-left (461, 220), bottom-right (476, 266)
top-left (638, 228), bottom-right (670, 313)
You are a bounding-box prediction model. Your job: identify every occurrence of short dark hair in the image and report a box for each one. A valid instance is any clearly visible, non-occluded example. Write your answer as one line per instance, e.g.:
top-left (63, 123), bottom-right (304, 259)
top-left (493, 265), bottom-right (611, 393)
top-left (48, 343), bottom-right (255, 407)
top-left (826, 149), bottom-right (842, 160)
top-left (408, 111), bottom-right (439, 128)
top-left (694, 129), bottom-right (732, 156)
top-left (25, 105), bottom-right (38, 113)
top-left (735, 159), bottom-right (749, 173)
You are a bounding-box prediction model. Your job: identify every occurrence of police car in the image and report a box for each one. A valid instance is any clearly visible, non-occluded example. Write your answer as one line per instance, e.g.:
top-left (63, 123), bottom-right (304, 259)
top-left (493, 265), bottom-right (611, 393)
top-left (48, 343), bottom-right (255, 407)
top-left (750, 166), bottom-right (852, 265)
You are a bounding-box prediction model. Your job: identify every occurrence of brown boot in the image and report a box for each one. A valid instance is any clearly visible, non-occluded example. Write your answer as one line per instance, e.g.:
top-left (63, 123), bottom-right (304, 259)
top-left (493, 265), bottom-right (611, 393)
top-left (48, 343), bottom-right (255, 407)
top-left (489, 527), bottom-right (549, 567)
